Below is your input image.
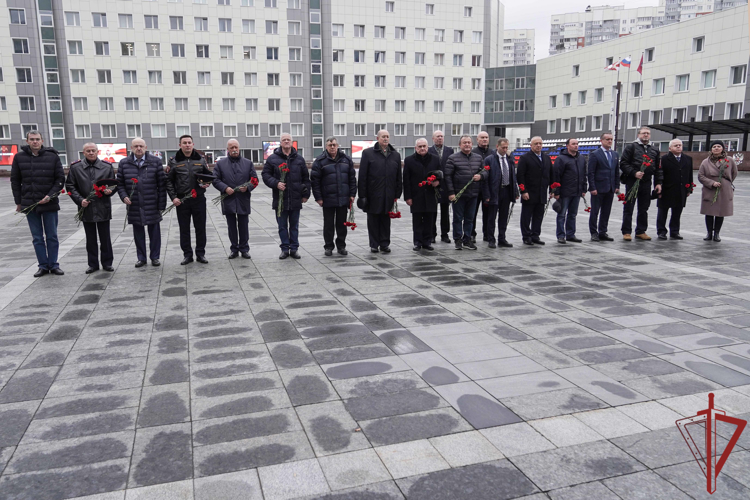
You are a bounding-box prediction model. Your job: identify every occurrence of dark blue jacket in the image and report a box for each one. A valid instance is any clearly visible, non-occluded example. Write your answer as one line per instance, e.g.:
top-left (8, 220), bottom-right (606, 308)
top-left (310, 150), bottom-right (356, 208)
top-left (262, 147), bottom-right (310, 212)
top-left (481, 153), bottom-right (518, 205)
top-left (11, 146), bottom-right (65, 213)
top-left (117, 153), bottom-right (167, 226)
top-left (213, 156), bottom-right (258, 215)
top-left (428, 145), bottom-right (454, 202)
top-left (553, 149), bottom-right (588, 198)
top-left (587, 147), bottom-right (620, 194)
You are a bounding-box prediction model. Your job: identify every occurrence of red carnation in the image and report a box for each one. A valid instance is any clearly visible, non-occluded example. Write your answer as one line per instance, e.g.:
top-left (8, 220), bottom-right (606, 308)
top-left (484, 165), bottom-right (490, 170)
top-left (518, 184), bottom-right (525, 192)
top-left (550, 182), bottom-right (561, 189)
top-left (131, 178), bottom-right (138, 184)
top-left (617, 193), bottom-right (626, 202)
top-left (250, 177), bottom-right (259, 187)
top-left (191, 189), bottom-right (197, 198)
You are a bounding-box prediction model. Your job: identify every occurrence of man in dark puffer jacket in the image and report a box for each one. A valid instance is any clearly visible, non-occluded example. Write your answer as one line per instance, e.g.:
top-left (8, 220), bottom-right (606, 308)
top-left (262, 133), bottom-right (311, 260)
top-left (11, 130), bottom-right (65, 277)
top-left (66, 143), bottom-right (116, 274)
top-left (117, 138), bottom-right (167, 267)
top-left (311, 137), bottom-right (356, 256)
top-left (445, 135), bottom-right (487, 250)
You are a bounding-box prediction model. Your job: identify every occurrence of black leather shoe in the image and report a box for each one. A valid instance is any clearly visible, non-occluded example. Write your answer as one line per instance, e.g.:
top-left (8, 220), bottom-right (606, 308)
top-left (151, 259), bottom-right (160, 266)
top-left (441, 236), bottom-right (451, 243)
top-left (413, 245), bottom-right (422, 251)
top-left (337, 248), bottom-right (348, 256)
top-left (567, 237), bottom-right (582, 243)
top-left (228, 252), bottom-right (239, 259)
top-left (522, 238), bottom-right (534, 246)
top-left (290, 251), bottom-right (301, 259)
top-left (704, 232), bottom-right (713, 241)
top-left (85, 266), bottom-right (99, 274)
top-left (380, 247), bottom-right (391, 253)
top-left (422, 245), bottom-right (434, 251)
top-left (196, 256), bottom-right (208, 264)
top-left (499, 240), bottom-right (513, 248)
top-left (135, 260), bottom-right (147, 268)
top-left (50, 268), bottom-right (64, 276)
top-left (657, 233), bottom-right (668, 240)
top-left (325, 249), bottom-right (333, 256)
top-left (558, 238), bottom-right (567, 244)
top-left (103, 266), bottom-right (114, 272)
top-left (33, 269), bottom-right (48, 278)
top-left (279, 251), bottom-right (289, 259)
top-left (488, 241), bottom-right (497, 248)
top-left (431, 238), bottom-right (437, 244)
top-left (531, 238), bottom-right (545, 245)
top-left (241, 252), bottom-right (251, 259)
top-left (370, 247), bottom-right (379, 253)
top-left (713, 233), bottom-right (721, 242)
top-left (670, 234), bottom-right (683, 240)
top-left (181, 257), bottom-right (194, 265)
top-left (591, 233), bottom-right (600, 242)
top-left (599, 234), bottom-right (614, 241)
top-left (483, 235), bottom-right (489, 242)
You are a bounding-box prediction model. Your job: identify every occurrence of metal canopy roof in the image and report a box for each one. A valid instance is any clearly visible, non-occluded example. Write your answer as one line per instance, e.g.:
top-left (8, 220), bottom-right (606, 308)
top-left (650, 118), bottom-right (750, 137)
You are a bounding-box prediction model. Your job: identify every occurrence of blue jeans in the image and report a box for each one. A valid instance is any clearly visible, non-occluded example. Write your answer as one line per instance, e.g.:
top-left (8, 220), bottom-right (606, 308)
top-left (556, 196), bottom-right (580, 239)
top-left (27, 210), bottom-right (59, 270)
top-left (452, 196), bottom-right (477, 243)
top-left (276, 209), bottom-right (300, 252)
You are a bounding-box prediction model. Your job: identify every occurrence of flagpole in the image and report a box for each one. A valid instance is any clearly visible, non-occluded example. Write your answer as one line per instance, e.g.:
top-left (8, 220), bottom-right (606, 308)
top-left (635, 52), bottom-right (644, 141)
top-left (622, 55), bottom-right (631, 150)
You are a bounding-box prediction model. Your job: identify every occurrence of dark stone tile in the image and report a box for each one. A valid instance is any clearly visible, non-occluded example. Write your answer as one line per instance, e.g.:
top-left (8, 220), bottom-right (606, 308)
top-left (455, 394), bottom-right (522, 429)
top-left (554, 336), bottom-right (617, 350)
top-left (376, 330), bottom-right (431, 355)
top-left (307, 415), bottom-right (352, 453)
top-left (287, 299), bottom-right (340, 309)
top-left (138, 392), bottom-right (189, 428)
top-left (683, 359), bottom-right (750, 387)
top-left (73, 294), bottom-right (100, 305)
top-left (36, 395), bottom-right (132, 419)
top-left (11, 437), bottom-right (129, 473)
top-left (344, 389), bottom-right (443, 420)
top-left (42, 325), bottom-right (81, 342)
top-left (107, 339), bottom-right (145, 348)
top-left (421, 367), bottom-right (460, 386)
top-left (195, 377), bottom-right (276, 398)
top-left (299, 324), bottom-right (371, 339)
top-left (154, 315), bottom-right (187, 331)
top-left (161, 287), bottom-right (186, 297)
top-left (89, 316), bottom-right (152, 328)
top-left (340, 373), bottom-right (425, 398)
top-left (314, 345), bottom-right (393, 365)
top-left (194, 349), bottom-right (263, 364)
top-left (198, 443), bottom-right (296, 477)
top-left (361, 410), bottom-right (466, 446)
top-left (194, 337), bottom-right (253, 350)
top-left (285, 375), bottom-right (332, 406)
top-left (199, 395), bottom-right (274, 419)
top-left (59, 309), bottom-right (91, 322)
top-left (0, 368), bottom-right (58, 403)
top-left (259, 321), bottom-right (301, 342)
top-left (300, 481), bottom-right (404, 500)
top-left (270, 343), bottom-right (315, 369)
top-left (0, 408), bottom-right (33, 446)
top-left (193, 363), bottom-right (259, 380)
top-left (349, 300), bottom-right (379, 312)
top-left (194, 327), bottom-right (254, 339)
top-left (149, 359), bottom-right (189, 385)
top-left (358, 314), bottom-right (402, 331)
top-left (0, 462), bottom-right (128, 500)
top-left (156, 335), bottom-right (187, 354)
top-left (304, 332), bottom-right (382, 351)
top-left (326, 361), bottom-right (393, 380)
top-left (132, 430), bottom-right (193, 486)
top-left (195, 413), bottom-right (291, 445)
top-left (39, 412), bottom-right (134, 441)
top-left (24, 352), bottom-right (66, 368)
top-left (574, 346), bottom-right (650, 364)
top-left (79, 362), bottom-right (138, 378)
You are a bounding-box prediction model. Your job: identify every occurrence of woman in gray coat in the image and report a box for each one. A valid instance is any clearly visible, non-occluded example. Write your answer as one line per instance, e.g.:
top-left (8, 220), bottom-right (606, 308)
top-left (698, 140), bottom-right (738, 242)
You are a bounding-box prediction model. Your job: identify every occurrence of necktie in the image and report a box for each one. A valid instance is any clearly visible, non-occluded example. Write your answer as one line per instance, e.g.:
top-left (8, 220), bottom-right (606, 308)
top-left (606, 150), bottom-right (612, 167)
top-left (501, 156), bottom-right (508, 185)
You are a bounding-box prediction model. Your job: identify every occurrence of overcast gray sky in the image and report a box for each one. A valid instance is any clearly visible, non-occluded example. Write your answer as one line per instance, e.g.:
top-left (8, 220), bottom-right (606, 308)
top-left (504, 0), bottom-right (659, 60)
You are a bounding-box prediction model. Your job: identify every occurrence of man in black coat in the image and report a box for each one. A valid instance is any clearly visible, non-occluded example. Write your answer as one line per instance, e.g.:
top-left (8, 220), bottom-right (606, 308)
top-left (311, 137), bottom-right (356, 256)
top-left (481, 138), bottom-right (518, 248)
top-left (516, 136), bottom-right (554, 245)
top-left (620, 126), bottom-right (663, 241)
top-left (404, 139), bottom-right (441, 251)
top-left (213, 139), bottom-right (259, 259)
top-left (428, 130), bottom-right (454, 243)
top-left (445, 135), bottom-right (486, 250)
top-left (553, 139), bottom-right (587, 244)
top-left (117, 138), bottom-right (167, 267)
top-left (471, 131), bottom-right (492, 243)
top-left (167, 135), bottom-right (212, 265)
top-left (358, 129), bottom-right (403, 253)
top-left (66, 143), bottom-right (116, 274)
top-left (262, 133), bottom-right (310, 259)
top-left (587, 133), bottom-right (620, 242)
top-left (656, 139), bottom-right (693, 240)
top-left (11, 130), bottom-right (65, 277)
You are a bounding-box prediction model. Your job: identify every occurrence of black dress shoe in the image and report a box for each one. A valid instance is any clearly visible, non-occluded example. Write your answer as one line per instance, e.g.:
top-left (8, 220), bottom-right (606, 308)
top-left (422, 245), bottom-right (434, 251)
top-left (380, 247), bottom-right (391, 253)
top-left (241, 252), bottom-right (251, 259)
top-left (370, 247), bottom-right (379, 253)
top-left (413, 245), bottom-right (422, 251)
top-left (713, 233), bottom-right (721, 242)
top-left (228, 252), bottom-right (239, 259)
top-left (483, 235), bottom-right (489, 242)
top-left (290, 251), bottom-right (301, 259)
top-left (599, 234), bottom-right (614, 241)
top-left (557, 238), bottom-right (567, 244)
top-left (670, 234), bottom-right (683, 240)
top-left (181, 256), bottom-right (194, 265)
top-left (498, 240), bottom-right (513, 248)
top-left (522, 238), bottom-right (534, 246)
top-left (591, 233), bottom-right (600, 242)
top-left (151, 259), bottom-right (160, 266)
top-left (33, 268), bottom-right (48, 278)
top-left (431, 238), bottom-right (436, 244)
top-left (704, 232), bottom-right (713, 241)
top-left (196, 256), bottom-right (208, 264)
top-left (657, 233), bottom-right (668, 240)
top-left (325, 249), bottom-right (333, 256)
top-left (279, 251), bottom-right (289, 259)
top-left (531, 238), bottom-right (545, 245)
top-left (85, 266), bottom-right (99, 274)
top-left (488, 241), bottom-right (497, 249)
top-left (567, 237), bottom-right (582, 243)
top-left (50, 268), bottom-right (64, 276)
top-left (441, 236), bottom-right (451, 243)
top-left (103, 266), bottom-right (114, 272)
top-left (337, 248), bottom-right (348, 255)
top-left (135, 260), bottom-right (147, 268)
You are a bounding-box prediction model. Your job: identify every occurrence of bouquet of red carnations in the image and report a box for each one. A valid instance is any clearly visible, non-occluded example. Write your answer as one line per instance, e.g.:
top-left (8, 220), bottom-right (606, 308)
top-left (344, 202), bottom-right (357, 230)
top-left (583, 195), bottom-right (591, 213)
top-left (212, 176), bottom-right (259, 206)
top-left (618, 193), bottom-right (626, 204)
top-left (75, 180), bottom-right (117, 223)
top-left (162, 189), bottom-right (197, 215)
top-left (388, 199), bottom-right (401, 219)
top-left (276, 163), bottom-right (290, 217)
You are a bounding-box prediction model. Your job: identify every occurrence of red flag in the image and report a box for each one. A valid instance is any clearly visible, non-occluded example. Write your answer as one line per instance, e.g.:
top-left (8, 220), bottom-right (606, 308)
top-left (636, 55), bottom-right (643, 75)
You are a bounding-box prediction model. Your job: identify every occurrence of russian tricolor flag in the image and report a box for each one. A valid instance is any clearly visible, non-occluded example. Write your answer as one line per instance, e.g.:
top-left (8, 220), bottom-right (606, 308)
top-left (620, 56), bottom-right (632, 68)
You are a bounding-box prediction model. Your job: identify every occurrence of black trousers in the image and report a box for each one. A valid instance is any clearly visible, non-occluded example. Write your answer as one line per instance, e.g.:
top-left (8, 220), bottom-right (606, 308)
top-left (486, 185), bottom-right (514, 242)
top-left (323, 206), bottom-right (348, 250)
top-left (589, 191), bottom-right (614, 236)
top-left (412, 212), bottom-right (435, 246)
top-left (470, 196), bottom-right (486, 238)
top-left (520, 202), bottom-right (545, 239)
top-left (133, 223), bottom-right (160, 262)
top-left (83, 221), bottom-right (113, 268)
top-left (176, 197), bottom-right (207, 258)
top-left (656, 204), bottom-right (683, 236)
top-left (706, 216), bottom-right (724, 233)
top-left (367, 213), bottom-right (391, 249)
top-left (226, 213), bottom-right (249, 253)
top-left (621, 182), bottom-right (651, 235)
top-left (432, 201), bottom-right (451, 239)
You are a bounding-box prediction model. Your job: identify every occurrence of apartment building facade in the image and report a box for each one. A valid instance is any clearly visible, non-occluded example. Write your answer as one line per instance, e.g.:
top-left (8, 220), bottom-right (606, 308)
top-left (502, 29), bottom-right (534, 66)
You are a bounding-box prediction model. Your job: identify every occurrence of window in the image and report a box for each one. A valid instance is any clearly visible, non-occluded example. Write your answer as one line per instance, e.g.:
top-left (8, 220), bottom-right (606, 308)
top-left (563, 93), bottom-right (571, 107)
top-left (354, 25), bottom-right (365, 37)
top-left (150, 98), bottom-right (164, 111)
top-left (413, 53), bottom-right (426, 66)
top-left (244, 46), bottom-right (256, 60)
top-left (578, 90), bottom-right (587, 104)
top-left (123, 70), bottom-right (137, 84)
top-left (354, 100), bottom-right (366, 112)
top-left (70, 69), bottom-right (85, 83)
top-left (75, 125), bottom-right (91, 138)
top-left (464, 6), bottom-right (472, 16)
top-left (121, 42), bottom-right (135, 56)
top-left (395, 76), bottom-right (405, 88)
top-left (222, 125), bottom-right (236, 137)
top-left (395, 27), bottom-right (405, 39)
top-left (220, 46), bottom-right (234, 59)
top-left (196, 45), bottom-right (210, 58)
top-left (332, 49), bottom-right (344, 62)
top-left (172, 44), bottom-right (185, 57)
top-left (269, 124), bottom-right (281, 136)
top-left (415, 100), bottom-right (425, 112)
top-left (451, 124), bottom-right (462, 136)
top-left (693, 36), bottom-right (704, 53)
top-left (730, 65), bottom-right (747, 85)
top-left (354, 75), bottom-right (365, 87)
top-left (549, 96), bottom-right (557, 109)
top-left (267, 47), bottom-right (278, 60)
top-left (471, 78), bottom-right (481, 90)
top-left (472, 31), bottom-right (483, 43)
top-left (266, 20), bottom-right (278, 34)
top-left (146, 43), bottom-right (160, 57)
top-left (198, 71), bottom-right (211, 85)
top-left (675, 74), bottom-right (689, 92)
top-left (290, 99), bottom-right (303, 112)
top-left (628, 112), bottom-right (640, 128)
top-left (592, 88), bottom-right (603, 103)
top-left (652, 78), bottom-right (665, 96)
top-left (576, 117), bottom-right (586, 132)
top-left (561, 119), bottom-right (570, 133)
top-left (395, 124), bottom-right (406, 136)
top-left (93, 12), bottom-right (108, 27)
top-left (98, 70), bottom-right (112, 83)
top-left (223, 98), bottom-right (236, 111)
top-left (125, 97), bottom-right (139, 111)
top-left (650, 110), bottom-right (662, 125)
top-left (245, 98), bottom-right (258, 111)
top-left (199, 98), bottom-right (212, 111)
top-left (221, 72), bottom-right (234, 85)
top-left (101, 125), bottom-right (117, 138)
top-left (454, 30), bottom-right (463, 43)
top-left (386, 1), bottom-right (394, 12)
top-left (415, 28), bottom-right (425, 41)
top-left (200, 125), bottom-right (214, 137)
top-left (243, 19), bottom-right (255, 33)
top-left (333, 75), bottom-right (345, 87)
top-left (698, 105), bottom-right (713, 121)
top-left (375, 100), bottom-right (386, 112)
top-left (195, 17), bottom-right (208, 31)
top-left (727, 103), bottom-right (743, 120)
top-left (288, 0), bottom-right (300, 8)
top-left (374, 51), bottom-right (386, 63)
top-left (452, 101), bottom-right (463, 113)
top-left (514, 100), bottom-right (525, 111)
top-left (672, 108), bottom-right (687, 123)
top-left (435, 29), bottom-right (444, 42)
top-left (471, 55), bottom-right (482, 67)
top-left (170, 16), bottom-right (184, 30)
top-left (265, 0), bottom-right (277, 5)
top-left (68, 40), bottom-right (83, 55)
top-left (426, 3), bottom-right (434, 14)
top-left (392, 52), bottom-right (404, 64)
top-left (645, 47), bottom-right (654, 62)
top-left (434, 101), bottom-right (444, 112)
top-left (453, 55), bottom-right (463, 66)
top-left (334, 124), bottom-right (346, 136)
top-left (393, 100), bottom-right (404, 112)
top-left (353, 50), bottom-right (365, 63)
top-left (355, 124), bottom-right (367, 136)
top-left (94, 41), bottom-right (109, 56)
top-left (701, 70), bottom-right (716, 89)
top-left (289, 73), bottom-right (302, 87)
top-left (0, 124), bottom-right (9, 139)
top-left (65, 11), bottom-right (80, 26)
top-left (10, 9), bottom-right (26, 24)
top-left (244, 72), bottom-right (257, 86)
top-left (268, 99), bottom-right (281, 111)
top-left (332, 24), bottom-right (344, 37)
top-left (176, 125), bottom-right (191, 137)
top-left (16, 68), bottom-right (32, 83)
top-left (333, 99), bottom-right (345, 112)
top-left (288, 47), bottom-right (301, 61)
top-left (118, 14), bottom-right (132, 28)
top-left (72, 97), bottom-right (88, 111)
top-left (374, 26), bottom-right (385, 38)
top-left (573, 64), bottom-right (580, 77)
top-left (434, 77), bottom-right (444, 89)
top-left (219, 18), bottom-right (232, 32)
top-left (415, 76), bottom-right (425, 88)
top-left (19, 97), bottom-right (35, 111)
top-left (452, 78), bottom-right (463, 90)
top-left (144, 15), bottom-right (159, 29)
top-left (175, 98), bottom-right (189, 111)
top-left (246, 124), bottom-right (260, 136)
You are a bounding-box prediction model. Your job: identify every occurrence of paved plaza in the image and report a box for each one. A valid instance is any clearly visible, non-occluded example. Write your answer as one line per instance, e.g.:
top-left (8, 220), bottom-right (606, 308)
top-left (2, 173), bottom-right (750, 500)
